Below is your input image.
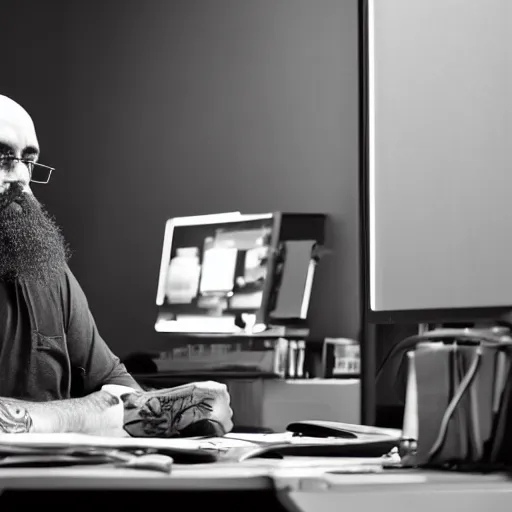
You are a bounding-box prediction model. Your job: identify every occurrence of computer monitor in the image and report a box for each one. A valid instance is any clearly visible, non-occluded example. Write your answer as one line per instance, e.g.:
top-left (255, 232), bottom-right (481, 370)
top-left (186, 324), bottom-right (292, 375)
top-left (361, 0), bottom-right (512, 324)
top-left (155, 211), bottom-right (326, 335)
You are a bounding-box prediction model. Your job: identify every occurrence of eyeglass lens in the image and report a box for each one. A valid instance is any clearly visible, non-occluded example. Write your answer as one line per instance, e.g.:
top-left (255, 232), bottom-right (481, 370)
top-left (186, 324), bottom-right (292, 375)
top-left (30, 164), bottom-right (52, 184)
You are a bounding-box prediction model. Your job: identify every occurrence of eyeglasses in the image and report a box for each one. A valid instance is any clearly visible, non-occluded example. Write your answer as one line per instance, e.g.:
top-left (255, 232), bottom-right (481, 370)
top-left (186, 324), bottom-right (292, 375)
top-left (0, 155), bottom-right (54, 184)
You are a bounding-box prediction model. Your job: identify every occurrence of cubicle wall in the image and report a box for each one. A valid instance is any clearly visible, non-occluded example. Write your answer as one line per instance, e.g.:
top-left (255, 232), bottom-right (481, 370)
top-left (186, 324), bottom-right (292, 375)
top-left (366, 0), bottom-right (512, 315)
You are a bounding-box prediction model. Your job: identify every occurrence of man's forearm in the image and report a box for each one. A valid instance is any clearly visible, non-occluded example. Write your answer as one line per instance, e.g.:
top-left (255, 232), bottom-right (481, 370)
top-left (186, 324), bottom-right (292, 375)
top-left (0, 391), bottom-right (121, 434)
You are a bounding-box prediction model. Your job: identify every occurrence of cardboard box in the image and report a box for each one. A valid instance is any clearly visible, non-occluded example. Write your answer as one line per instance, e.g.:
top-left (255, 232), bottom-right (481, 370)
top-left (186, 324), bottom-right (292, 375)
top-left (226, 378), bottom-right (361, 431)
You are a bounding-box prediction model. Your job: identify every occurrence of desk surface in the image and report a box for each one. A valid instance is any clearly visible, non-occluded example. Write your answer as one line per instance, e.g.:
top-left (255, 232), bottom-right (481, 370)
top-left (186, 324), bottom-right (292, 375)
top-left (0, 460), bottom-right (510, 491)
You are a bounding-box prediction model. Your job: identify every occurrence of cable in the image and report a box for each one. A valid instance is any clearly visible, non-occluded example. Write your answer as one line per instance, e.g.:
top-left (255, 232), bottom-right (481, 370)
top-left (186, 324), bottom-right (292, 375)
top-left (376, 328), bottom-right (511, 384)
top-left (427, 347), bottom-right (482, 462)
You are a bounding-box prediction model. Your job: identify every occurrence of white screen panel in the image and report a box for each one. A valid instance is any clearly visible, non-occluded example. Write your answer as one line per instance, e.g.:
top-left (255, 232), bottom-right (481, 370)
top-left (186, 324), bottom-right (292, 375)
top-left (369, 0), bottom-right (512, 311)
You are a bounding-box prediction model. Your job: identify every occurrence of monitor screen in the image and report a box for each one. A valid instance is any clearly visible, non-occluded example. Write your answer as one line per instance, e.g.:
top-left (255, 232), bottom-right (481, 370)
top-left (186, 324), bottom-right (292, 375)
top-left (155, 213), bottom-right (275, 325)
top-left (365, 0), bottom-right (512, 316)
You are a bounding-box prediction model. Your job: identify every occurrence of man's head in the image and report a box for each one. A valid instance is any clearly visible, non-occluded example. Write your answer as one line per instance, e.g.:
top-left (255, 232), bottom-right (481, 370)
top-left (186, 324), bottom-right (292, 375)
top-left (0, 95), bottom-right (70, 284)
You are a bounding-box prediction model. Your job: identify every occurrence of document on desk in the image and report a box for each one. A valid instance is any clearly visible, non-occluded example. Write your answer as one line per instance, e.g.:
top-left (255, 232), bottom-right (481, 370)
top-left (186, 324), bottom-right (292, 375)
top-left (0, 430), bottom-right (398, 464)
top-left (0, 433), bottom-right (214, 452)
top-left (0, 432), bottom-right (335, 453)
top-left (0, 431), bottom-right (388, 449)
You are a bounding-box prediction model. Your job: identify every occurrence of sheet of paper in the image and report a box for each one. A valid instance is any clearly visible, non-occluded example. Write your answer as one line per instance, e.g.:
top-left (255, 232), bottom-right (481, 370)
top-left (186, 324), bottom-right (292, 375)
top-left (199, 247), bottom-right (238, 293)
top-left (0, 433), bottom-right (291, 454)
top-left (0, 433), bottom-right (219, 452)
top-left (224, 432), bottom-right (294, 444)
top-left (288, 435), bottom-right (396, 445)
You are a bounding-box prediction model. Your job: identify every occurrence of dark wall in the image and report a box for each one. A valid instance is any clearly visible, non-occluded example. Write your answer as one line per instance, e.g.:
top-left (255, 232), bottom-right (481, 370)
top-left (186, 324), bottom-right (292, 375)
top-left (1, 0), bottom-right (360, 358)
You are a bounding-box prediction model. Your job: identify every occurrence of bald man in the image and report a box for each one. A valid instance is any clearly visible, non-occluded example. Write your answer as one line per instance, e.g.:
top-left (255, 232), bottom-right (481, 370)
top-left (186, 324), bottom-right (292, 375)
top-left (0, 95), bottom-right (233, 436)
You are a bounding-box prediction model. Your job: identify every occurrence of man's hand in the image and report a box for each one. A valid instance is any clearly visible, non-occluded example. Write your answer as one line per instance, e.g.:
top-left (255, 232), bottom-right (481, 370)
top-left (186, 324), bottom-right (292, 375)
top-left (120, 381), bottom-right (234, 438)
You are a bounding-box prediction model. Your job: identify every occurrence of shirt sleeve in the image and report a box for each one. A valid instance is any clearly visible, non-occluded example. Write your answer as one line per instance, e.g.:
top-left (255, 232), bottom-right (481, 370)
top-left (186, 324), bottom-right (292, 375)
top-left (63, 267), bottom-right (141, 394)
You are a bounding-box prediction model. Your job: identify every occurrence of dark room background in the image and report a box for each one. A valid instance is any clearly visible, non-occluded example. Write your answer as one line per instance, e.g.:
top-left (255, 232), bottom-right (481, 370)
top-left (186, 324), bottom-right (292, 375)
top-left (1, 0), bottom-right (360, 359)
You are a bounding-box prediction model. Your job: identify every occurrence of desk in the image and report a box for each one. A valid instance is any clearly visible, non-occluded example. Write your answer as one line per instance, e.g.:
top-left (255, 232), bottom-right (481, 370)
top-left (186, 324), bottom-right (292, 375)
top-left (0, 462), bottom-right (510, 511)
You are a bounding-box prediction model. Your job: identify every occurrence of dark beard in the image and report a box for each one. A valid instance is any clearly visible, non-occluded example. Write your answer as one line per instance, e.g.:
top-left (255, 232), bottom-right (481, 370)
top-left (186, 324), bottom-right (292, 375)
top-left (0, 182), bottom-right (71, 285)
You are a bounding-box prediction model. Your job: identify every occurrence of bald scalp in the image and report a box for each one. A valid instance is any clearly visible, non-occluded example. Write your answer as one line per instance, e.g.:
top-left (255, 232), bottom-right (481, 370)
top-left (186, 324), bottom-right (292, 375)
top-left (0, 95), bottom-right (39, 163)
top-left (0, 95), bottom-right (35, 131)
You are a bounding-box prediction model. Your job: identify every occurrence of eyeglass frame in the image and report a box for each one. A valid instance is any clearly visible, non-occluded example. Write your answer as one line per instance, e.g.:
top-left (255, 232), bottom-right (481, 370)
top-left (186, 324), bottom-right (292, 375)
top-left (0, 156), bottom-right (54, 184)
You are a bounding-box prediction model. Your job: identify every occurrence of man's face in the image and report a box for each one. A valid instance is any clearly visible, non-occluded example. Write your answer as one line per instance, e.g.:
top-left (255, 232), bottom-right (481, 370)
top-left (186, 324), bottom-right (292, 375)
top-left (0, 96), bottom-right (70, 284)
top-left (0, 101), bottom-right (38, 196)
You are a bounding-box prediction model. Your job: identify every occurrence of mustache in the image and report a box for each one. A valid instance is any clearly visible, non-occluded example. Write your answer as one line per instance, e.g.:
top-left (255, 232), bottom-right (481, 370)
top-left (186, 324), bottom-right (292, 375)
top-left (0, 182), bottom-right (25, 211)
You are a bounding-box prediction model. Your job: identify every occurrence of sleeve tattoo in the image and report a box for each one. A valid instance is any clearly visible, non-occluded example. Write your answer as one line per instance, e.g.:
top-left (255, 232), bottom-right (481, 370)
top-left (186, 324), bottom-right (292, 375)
top-left (0, 401), bottom-right (33, 433)
top-left (121, 384), bottom-right (216, 438)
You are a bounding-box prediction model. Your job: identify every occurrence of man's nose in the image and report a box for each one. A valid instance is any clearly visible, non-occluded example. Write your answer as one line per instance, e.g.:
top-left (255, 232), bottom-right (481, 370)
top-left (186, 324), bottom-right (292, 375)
top-left (5, 159), bottom-right (30, 186)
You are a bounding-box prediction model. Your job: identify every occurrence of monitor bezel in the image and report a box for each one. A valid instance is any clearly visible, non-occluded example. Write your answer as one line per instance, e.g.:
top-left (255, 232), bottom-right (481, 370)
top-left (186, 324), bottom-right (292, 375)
top-left (359, 0), bottom-right (512, 325)
top-left (154, 211), bottom-right (280, 333)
